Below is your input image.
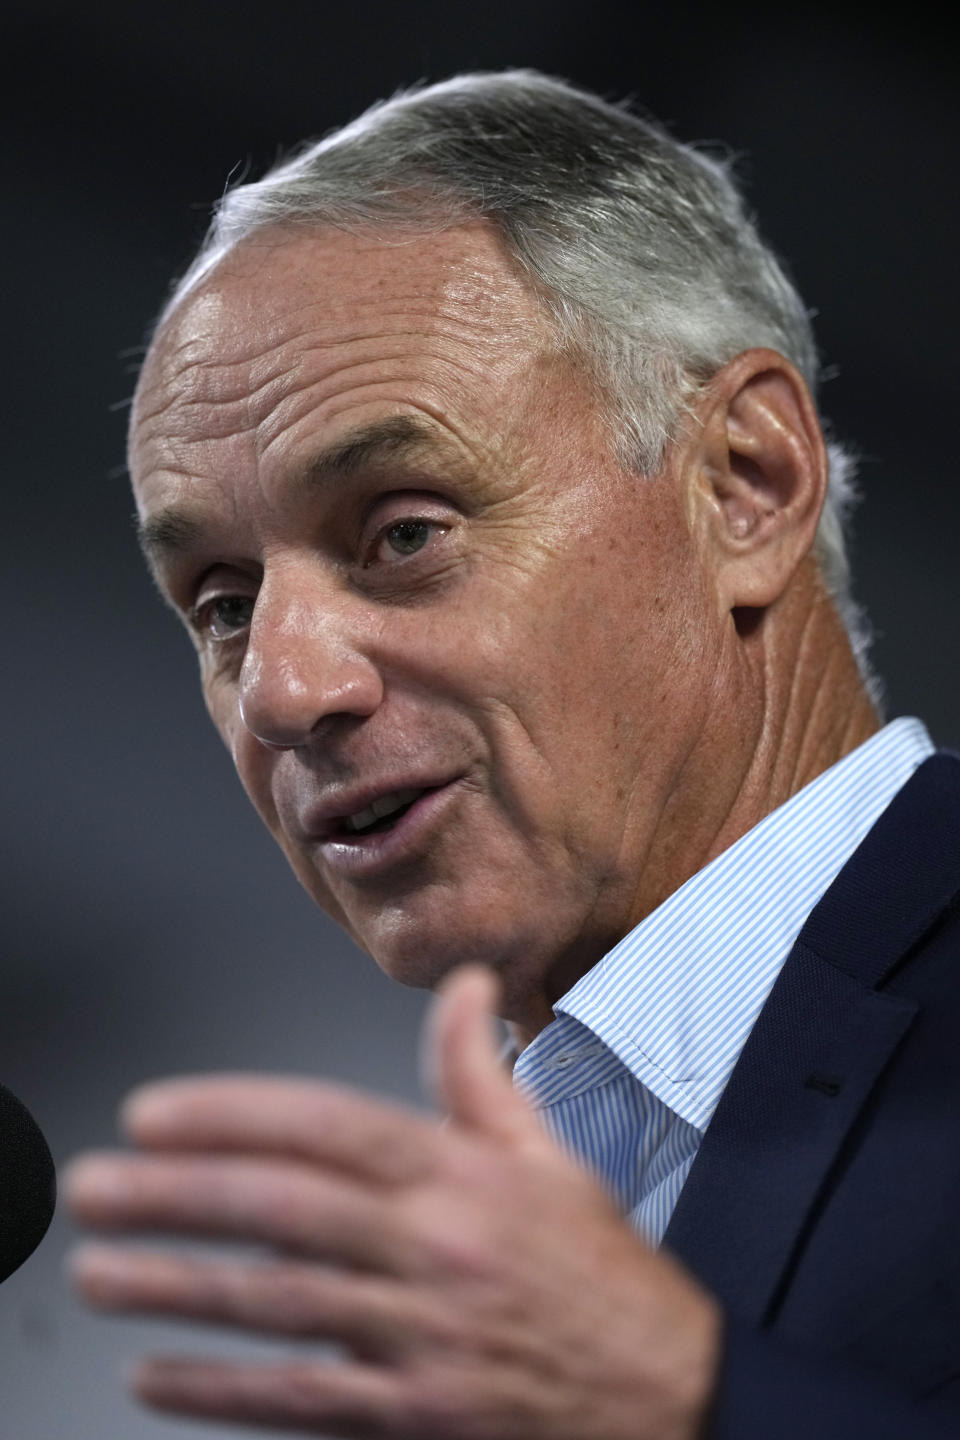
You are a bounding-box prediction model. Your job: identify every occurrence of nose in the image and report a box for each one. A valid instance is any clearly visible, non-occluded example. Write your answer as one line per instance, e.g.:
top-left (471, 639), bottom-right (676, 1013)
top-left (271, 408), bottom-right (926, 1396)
top-left (237, 566), bottom-right (384, 749)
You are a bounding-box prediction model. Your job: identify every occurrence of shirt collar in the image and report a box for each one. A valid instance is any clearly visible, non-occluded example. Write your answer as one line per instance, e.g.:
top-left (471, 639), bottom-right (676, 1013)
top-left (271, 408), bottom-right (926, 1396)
top-left (516, 718), bottom-right (934, 1132)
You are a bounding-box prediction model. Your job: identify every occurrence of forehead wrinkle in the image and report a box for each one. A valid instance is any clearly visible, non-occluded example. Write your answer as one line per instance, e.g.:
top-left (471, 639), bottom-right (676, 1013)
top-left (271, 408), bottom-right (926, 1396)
top-left (159, 279), bottom-right (517, 381)
top-left (249, 343), bottom-right (518, 471)
top-left (284, 324), bottom-right (513, 396)
top-left (150, 251), bottom-right (537, 396)
top-left (131, 226), bottom-right (563, 544)
top-left (137, 245), bottom-right (549, 459)
top-left (141, 321), bottom-right (505, 459)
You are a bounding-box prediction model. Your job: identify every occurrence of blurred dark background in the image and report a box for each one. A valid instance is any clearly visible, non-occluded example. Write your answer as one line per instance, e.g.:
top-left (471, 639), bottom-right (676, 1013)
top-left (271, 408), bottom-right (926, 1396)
top-left (2, 3), bottom-right (957, 1435)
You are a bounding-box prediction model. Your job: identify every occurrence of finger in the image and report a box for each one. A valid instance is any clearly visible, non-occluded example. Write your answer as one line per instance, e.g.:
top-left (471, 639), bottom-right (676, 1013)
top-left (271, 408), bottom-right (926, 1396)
top-left (132, 1355), bottom-right (402, 1437)
top-left (70, 1243), bottom-right (437, 1358)
top-left (120, 1076), bottom-right (443, 1187)
top-left (424, 967), bottom-right (540, 1146)
top-left (64, 1153), bottom-right (404, 1273)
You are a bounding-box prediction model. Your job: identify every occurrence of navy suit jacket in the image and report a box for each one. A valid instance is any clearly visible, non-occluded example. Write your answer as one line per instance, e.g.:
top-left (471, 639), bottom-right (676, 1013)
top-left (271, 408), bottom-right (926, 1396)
top-left (662, 750), bottom-right (960, 1438)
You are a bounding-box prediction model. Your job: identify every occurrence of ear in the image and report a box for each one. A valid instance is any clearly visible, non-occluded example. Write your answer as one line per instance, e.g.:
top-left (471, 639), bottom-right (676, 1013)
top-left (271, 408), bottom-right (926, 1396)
top-left (688, 348), bottom-right (829, 612)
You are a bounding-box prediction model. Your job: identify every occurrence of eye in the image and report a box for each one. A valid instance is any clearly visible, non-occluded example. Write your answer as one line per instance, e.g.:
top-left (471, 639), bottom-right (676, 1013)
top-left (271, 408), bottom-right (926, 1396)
top-left (195, 594), bottom-right (255, 640)
top-left (369, 518), bottom-right (447, 565)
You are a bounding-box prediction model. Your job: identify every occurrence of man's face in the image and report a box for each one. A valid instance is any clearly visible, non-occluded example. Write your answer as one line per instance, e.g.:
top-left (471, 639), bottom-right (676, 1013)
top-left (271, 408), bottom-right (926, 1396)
top-left (131, 223), bottom-right (728, 1028)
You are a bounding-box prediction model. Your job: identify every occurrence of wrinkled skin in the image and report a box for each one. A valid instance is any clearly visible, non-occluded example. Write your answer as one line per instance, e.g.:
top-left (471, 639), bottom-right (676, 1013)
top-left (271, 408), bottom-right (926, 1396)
top-left (126, 223), bottom-right (784, 1033)
top-left (67, 221), bottom-right (876, 1436)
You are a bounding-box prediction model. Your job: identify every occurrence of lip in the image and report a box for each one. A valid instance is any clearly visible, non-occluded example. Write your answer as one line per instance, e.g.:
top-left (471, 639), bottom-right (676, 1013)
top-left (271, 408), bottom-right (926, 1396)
top-left (303, 778), bottom-right (462, 879)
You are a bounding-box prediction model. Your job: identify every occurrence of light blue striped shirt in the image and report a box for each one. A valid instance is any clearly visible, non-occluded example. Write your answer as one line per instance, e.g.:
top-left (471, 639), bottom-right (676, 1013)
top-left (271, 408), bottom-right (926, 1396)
top-left (513, 718), bottom-right (934, 1245)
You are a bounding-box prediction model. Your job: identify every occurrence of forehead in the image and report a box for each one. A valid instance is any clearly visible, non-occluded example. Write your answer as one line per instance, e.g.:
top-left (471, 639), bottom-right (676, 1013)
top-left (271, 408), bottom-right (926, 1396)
top-left (130, 221), bottom-right (554, 500)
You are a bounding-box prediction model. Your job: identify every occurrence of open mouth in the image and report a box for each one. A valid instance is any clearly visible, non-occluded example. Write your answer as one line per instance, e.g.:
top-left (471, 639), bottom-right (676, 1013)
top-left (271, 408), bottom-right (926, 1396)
top-left (336, 787), bottom-right (430, 838)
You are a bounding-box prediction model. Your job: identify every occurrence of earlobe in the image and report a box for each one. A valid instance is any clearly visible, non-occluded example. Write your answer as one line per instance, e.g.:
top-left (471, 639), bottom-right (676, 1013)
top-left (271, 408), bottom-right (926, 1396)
top-left (694, 348), bottom-right (829, 612)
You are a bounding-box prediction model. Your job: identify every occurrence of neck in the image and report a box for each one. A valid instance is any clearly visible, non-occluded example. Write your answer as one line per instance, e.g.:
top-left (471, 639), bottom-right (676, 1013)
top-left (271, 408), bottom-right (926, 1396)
top-left (648, 566), bottom-right (879, 921)
top-left (733, 566), bottom-right (880, 827)
top-left (513, 566), bottom-right (880, 1045)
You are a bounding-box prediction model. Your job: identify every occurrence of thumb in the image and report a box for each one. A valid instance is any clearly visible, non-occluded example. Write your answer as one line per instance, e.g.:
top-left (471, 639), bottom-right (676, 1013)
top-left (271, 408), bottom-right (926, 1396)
top-left (422, 966), bottom-right (539, 1145)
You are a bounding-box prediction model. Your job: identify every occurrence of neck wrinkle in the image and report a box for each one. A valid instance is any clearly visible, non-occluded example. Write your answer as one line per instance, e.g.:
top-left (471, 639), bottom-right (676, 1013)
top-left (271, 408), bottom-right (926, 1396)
top-left (642, 567), bottom-right (880, 921)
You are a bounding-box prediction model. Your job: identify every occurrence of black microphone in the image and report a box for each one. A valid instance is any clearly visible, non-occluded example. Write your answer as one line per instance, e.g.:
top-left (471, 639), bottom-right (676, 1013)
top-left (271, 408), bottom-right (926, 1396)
top-left (0, 1082), bottom-right (55, 1283)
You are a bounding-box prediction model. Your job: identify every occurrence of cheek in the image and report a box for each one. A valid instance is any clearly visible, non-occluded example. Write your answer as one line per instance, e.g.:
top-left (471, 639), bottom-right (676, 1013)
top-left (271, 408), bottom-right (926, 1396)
top-left (525, 558), bottom-right (716, 780)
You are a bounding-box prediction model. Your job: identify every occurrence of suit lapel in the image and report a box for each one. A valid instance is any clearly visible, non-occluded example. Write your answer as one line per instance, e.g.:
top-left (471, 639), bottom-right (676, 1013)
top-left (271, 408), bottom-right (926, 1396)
top-left (664, 752), bottom-right (960, 1325)
top-left (663, 945), bottom-right (916, 1323)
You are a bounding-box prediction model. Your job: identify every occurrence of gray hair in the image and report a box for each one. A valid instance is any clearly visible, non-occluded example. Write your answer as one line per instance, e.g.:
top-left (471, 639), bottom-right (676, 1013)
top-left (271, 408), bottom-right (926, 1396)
top-left (166, 69), bottom-right (873, 684)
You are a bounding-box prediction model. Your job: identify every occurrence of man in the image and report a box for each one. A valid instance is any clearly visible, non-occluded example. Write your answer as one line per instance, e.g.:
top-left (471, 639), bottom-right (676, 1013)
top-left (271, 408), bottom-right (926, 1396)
top-left (66, 72), bottom-right (960, 1437)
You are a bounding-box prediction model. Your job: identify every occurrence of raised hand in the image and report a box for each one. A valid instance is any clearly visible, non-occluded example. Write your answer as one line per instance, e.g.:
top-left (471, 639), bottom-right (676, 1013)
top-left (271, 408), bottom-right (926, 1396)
top-left (66, 966), bottom-right (721, 1438)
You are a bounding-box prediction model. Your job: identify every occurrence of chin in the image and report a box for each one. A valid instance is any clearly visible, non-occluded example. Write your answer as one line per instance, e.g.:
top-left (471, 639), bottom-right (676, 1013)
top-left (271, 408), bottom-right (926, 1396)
top-left (356, 905), bottom-right (545, 1000)
top-left (366, 933), bottom-right (496, 993)
top-left (346, 898), bottom-right (503, 979)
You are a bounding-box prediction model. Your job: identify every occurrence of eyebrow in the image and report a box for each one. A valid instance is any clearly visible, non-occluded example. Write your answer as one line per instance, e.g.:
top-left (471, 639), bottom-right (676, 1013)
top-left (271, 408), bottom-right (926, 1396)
top-left (299, 413), bottom-right (439, 484)
top-left (136, 413), bottom-right (449, 566)
top-left (136, 509), bottom-right (206, 562)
